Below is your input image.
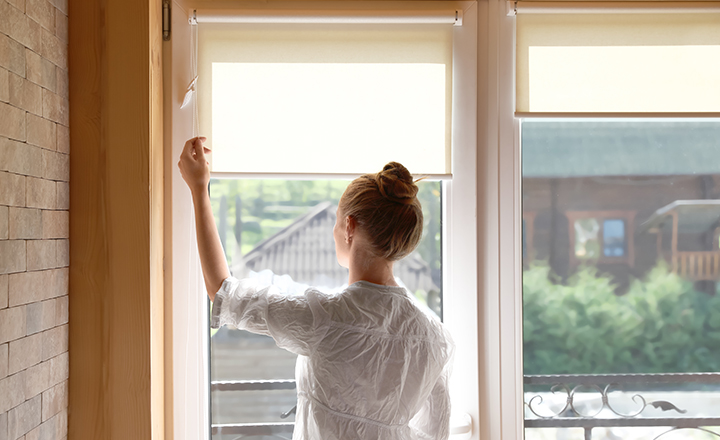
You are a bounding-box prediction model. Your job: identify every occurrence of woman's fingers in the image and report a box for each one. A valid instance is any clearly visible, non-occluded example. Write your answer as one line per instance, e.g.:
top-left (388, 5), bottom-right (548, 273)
top-left (181, 137), bottom-right (196, 158)
top-left (194, 138), bottom-right (207, 161)
top-left (181, 136), bottom-right (209, 161)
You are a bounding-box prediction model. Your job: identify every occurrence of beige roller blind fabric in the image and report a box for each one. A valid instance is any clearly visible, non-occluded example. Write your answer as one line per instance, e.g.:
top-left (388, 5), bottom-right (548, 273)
top-left (198, 23), bottom-right (453, 176)
top-left (516, 12), bottom-right (720, 114)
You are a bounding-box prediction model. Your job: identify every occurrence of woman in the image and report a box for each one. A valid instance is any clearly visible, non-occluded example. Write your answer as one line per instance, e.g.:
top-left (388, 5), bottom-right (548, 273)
top-left (178, 137), bottom-right (454, 440)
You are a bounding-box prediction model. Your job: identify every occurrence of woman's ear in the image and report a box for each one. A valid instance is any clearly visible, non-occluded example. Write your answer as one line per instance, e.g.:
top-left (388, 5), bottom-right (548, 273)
top-left (345, 216), bottom-right (356, 243)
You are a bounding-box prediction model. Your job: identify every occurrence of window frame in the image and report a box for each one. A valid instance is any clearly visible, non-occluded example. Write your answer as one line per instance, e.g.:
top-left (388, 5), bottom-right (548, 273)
top-left (166, 2), bottom-right (489, 440)
top-left (512, 4), bottom-right (720, 440)
top-left (474, 2), bottom-right (525, 439)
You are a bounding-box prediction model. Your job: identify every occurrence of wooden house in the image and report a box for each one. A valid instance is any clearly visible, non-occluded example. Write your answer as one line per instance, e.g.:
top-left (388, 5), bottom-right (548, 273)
top-left (230, 202), bottom-right (442, 313)
top-left (640, 200), bottom-right (720, 282)
top-left (522, 121), bottom-right (720, 291)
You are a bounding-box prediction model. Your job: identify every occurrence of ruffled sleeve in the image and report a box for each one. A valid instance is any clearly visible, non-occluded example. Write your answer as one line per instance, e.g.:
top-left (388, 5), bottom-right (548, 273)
top-left (211, 276), bottom-right (328, 356)
top-left (408, 325), bottom-right (455, 439)
top-left (408, 368), bottom-right (451, 439)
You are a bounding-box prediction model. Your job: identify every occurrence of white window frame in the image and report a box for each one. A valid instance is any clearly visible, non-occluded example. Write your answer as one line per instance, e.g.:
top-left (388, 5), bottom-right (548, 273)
top-left (164, 1), bottom-right (525, 440)
top-left (507, 4), bottom-right (720, 440)
top-left (476, 1), bottom-right (524, 439)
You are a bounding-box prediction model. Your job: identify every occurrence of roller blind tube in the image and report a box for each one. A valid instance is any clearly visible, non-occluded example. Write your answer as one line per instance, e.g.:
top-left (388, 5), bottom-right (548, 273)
top-left (193, 9), bottom-right (463, 25)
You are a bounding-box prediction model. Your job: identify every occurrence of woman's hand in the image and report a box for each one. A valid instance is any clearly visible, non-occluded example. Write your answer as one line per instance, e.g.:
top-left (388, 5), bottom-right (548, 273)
top-left (178, 136), bottom-right (211, 194)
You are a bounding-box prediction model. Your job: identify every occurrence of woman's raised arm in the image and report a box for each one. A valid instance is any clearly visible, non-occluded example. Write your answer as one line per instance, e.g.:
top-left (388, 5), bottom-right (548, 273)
top-left (177, 137), bottom-right (230, 301)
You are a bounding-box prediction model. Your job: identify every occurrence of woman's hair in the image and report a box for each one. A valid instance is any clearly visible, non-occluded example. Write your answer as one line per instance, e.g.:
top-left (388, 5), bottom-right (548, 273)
top-left (339, 162), bottom-right (423, 261)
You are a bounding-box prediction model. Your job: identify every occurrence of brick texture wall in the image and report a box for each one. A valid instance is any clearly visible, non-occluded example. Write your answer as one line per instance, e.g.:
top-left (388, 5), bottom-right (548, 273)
top-left (0, 0), bottom-right (69, 438)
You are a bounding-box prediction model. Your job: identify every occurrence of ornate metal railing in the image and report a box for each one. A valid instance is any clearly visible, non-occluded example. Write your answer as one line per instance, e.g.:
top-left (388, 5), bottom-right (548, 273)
top-left (524, 373), bottom-right (720, 440)
top-left (212, 374), bottom-right (720, 439)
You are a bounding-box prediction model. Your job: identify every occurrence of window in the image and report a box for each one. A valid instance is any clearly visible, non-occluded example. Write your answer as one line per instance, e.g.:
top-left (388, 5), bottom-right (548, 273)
top-left (168, 2), bottom-right (720, 440)
top-left (516, 5), bottom-right (720, 439)
top-left (195, 8), bottom-right (467, 437)
top-left (523, 118), bottom-right (720, 440)
top-left (208, 179), bottom-right (443, 437)
top-left (168, 3), bottom-right (478, 440)
top-left (566, 211), bottom-right (635, 265)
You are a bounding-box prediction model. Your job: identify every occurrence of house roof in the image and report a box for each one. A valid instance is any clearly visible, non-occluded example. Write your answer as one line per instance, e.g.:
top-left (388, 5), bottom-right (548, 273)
top-left (231, 202), bottom-right (439, 294)
top-left (639, 200), bottom-right (720, 235)
top-left (522, 121), bottom-right (720, 178)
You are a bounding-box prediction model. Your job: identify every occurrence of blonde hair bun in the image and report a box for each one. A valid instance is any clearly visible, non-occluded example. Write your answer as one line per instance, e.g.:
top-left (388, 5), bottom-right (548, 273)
top-left (375, 162), bottom-right (418, 205)
top-left (339, 161), bottom-right (423, 261)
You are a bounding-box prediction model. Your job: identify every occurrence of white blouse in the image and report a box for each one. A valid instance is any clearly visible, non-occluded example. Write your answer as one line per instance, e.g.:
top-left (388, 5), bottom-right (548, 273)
top-left (211, 276), bottom-right (454, 440)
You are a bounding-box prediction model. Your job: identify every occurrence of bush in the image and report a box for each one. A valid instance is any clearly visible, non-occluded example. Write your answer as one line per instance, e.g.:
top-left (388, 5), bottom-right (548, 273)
top-left (523, 262), bottom-right (720, 375)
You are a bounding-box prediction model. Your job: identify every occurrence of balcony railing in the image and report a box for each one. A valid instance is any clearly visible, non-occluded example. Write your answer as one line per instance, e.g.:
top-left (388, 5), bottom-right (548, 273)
top-left (211, 379), bottom-right (296, 438)
top-left (211, 374), bottom-right (720, 439)
top-left (524, 373), bottom-right (720, 440)
top-left (670, 251), bottom-right (720, 281)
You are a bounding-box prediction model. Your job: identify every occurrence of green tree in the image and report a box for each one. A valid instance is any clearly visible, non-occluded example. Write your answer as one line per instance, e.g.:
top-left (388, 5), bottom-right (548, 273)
top-left (523, 262), bottom-right (720, 375)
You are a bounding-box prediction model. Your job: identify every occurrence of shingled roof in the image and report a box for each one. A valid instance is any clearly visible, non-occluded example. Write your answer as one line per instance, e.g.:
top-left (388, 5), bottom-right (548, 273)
top-left (230, 202), bottom-right (439, 294)
top-left (522, 120), bottom-right (720, 178)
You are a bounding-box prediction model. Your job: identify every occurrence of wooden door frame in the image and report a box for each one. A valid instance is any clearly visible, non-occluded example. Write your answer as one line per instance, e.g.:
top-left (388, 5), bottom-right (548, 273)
top-left (68, 0), bottom-right (164, 438)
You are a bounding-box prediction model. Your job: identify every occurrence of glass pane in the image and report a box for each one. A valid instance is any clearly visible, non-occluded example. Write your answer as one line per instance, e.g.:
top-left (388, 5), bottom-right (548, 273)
top-left (574, 218), bottom-right (600, 259)
top-left (522, 120), bottom-right (720, 440)
top-left (603, 219), bottom-right (625, 257)
top-left (209, 178), bottom-right (442, 435)
top-left (211, 388), bottom-right (299, 425)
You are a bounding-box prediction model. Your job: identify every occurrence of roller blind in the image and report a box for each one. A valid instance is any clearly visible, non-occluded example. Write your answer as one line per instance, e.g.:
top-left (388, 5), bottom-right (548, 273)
top-left (516, 10), bottom-right (720, 115)
top-left (198, 21), bottom-right (454, 176)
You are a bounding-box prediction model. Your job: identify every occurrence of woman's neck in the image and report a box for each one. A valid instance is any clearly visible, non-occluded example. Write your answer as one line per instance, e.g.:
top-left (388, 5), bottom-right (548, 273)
top-left (347, 247), bottom-right (398, 287)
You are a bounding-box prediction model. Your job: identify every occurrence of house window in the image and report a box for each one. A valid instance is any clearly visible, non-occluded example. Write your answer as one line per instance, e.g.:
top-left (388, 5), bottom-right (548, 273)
top-left (167, 4), bottom-right (479, 439)
top-left (169, 3), bottom-right (720, 439)
top-left (516, 11), bottom-right (720, 440)
top-left (566, 211), bottom-right (635, 266)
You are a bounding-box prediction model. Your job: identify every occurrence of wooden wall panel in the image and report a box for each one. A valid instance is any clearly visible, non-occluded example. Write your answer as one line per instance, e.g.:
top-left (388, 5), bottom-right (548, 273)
top-left (68, 0), bottom-right (164, 438)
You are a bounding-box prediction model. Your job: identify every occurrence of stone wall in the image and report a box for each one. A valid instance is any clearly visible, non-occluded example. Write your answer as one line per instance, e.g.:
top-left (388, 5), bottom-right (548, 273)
top-left (0, 0), bottom-right (69, 438)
